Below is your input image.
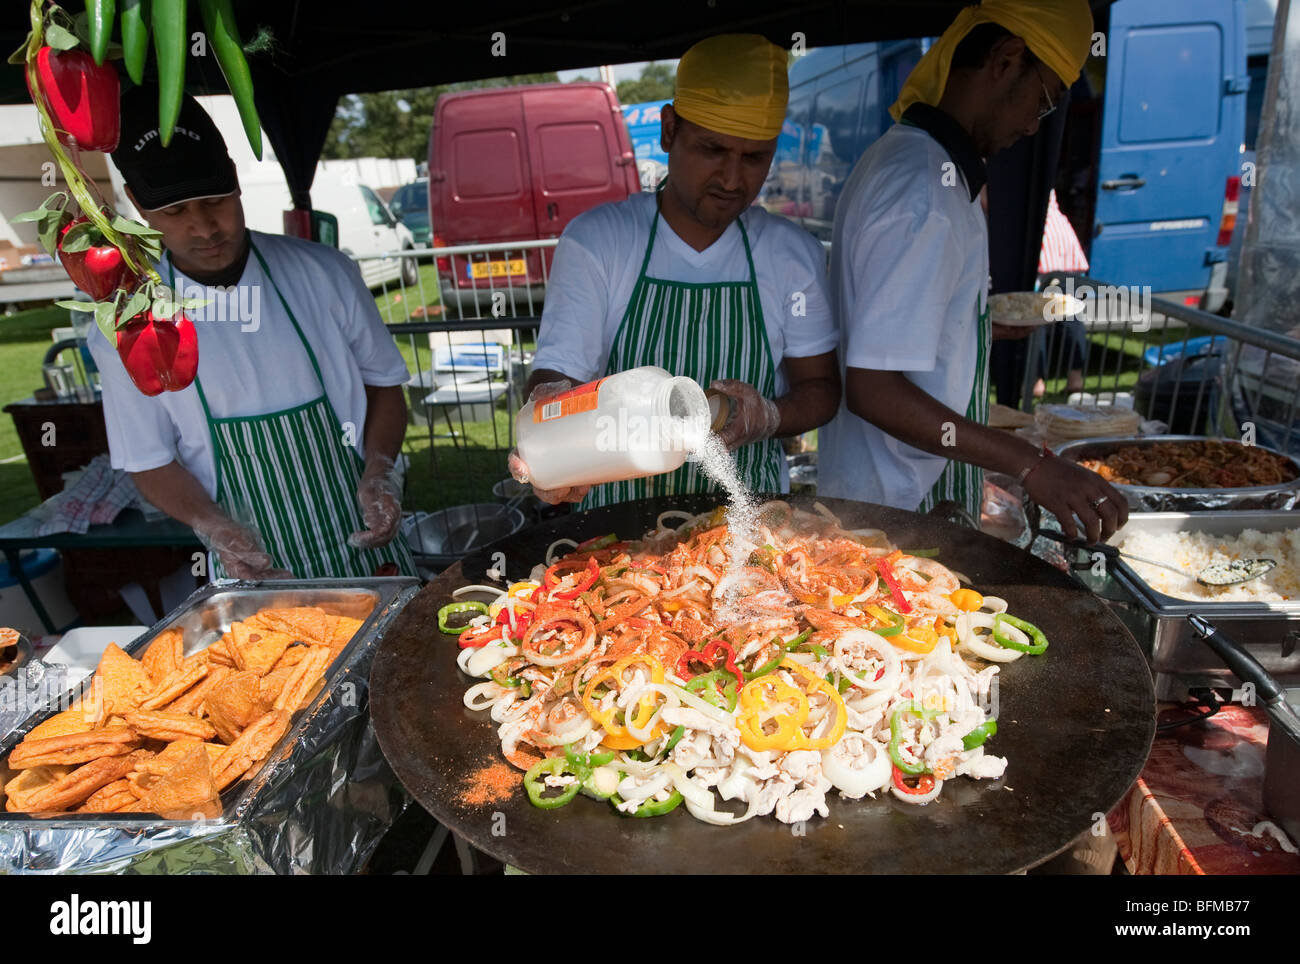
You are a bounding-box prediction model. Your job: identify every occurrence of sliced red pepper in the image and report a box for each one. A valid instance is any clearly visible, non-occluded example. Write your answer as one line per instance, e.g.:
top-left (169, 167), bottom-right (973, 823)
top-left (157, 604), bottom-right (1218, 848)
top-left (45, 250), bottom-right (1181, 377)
top-left (458, 624), bottom-right (503, 649)
top-left (545, 557), bottom-right (600, 600)
top-left (876, 558), bottom-right (913, 614)
top-left (575, 533), bottom-right (618, 552)
top-left (891, 764), bottom-right (935, 795)
top-left (676, 639), bottom-right (743, 691)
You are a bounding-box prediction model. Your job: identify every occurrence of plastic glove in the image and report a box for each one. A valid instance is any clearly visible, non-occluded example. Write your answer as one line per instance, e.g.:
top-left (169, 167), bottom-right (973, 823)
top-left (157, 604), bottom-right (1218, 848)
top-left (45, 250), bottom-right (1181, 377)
top-left (709, 379), bottom-right (782, 451)
top-left (349, 454), bottom-right (402, 549)
top-left (193, 513), bottom-right (292, 581)
top-left (509, 379), bottom-right (592, 505)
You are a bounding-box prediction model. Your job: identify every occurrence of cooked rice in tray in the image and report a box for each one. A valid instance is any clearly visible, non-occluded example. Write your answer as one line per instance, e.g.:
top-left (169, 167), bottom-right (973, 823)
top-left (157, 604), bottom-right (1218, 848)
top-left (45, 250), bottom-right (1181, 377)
top-left (1117, 527), bottom-right (1300, 602)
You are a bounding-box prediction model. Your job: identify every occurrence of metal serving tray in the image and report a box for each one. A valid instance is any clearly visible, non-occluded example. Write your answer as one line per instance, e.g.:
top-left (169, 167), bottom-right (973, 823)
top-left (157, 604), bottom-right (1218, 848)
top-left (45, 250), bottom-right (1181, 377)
top-left (1100, 511), bottom-right (1300, 697)
top-left (1055, 435), bottom-right (1300, 512)
top-left (0, 577), bottom-right (417, 823)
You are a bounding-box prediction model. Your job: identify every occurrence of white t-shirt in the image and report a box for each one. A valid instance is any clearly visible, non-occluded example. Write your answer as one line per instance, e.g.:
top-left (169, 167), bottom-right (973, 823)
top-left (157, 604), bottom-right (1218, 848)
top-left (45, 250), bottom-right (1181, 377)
top-left (533, 192), bottom-right (839, 397)
top-left (88, 230), bottom-right (410, 499)
top-left (817, 123), bottom-right (990, 511)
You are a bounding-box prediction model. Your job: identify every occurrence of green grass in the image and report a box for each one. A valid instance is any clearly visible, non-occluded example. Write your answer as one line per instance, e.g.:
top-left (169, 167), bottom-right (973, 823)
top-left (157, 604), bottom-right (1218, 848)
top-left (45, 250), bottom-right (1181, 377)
top-left (373, 262), bottom-right (443, 325)
top-left (0, 305), bottom-right (68, 522)
top-left (1033, 322), bottom-right (1198, 405)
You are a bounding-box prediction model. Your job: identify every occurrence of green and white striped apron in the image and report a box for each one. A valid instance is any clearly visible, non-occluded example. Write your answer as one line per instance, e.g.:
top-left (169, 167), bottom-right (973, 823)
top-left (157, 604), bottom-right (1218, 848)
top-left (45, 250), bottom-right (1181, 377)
top-left (918, 292), bottom-right (991, 520)
top-left (180, 244), bottom-right (416, 579)
top-left (584, 203), bottom-right (782, 508)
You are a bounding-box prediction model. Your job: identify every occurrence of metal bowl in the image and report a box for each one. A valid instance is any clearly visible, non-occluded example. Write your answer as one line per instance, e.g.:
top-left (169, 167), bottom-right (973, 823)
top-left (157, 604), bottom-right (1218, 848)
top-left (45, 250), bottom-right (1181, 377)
top-left (406, 503), bottom-right (525, 567)
top-left (0, 633), bottom-right (32, 679)
top-left (1055, 435), bottom-right (1300, 512)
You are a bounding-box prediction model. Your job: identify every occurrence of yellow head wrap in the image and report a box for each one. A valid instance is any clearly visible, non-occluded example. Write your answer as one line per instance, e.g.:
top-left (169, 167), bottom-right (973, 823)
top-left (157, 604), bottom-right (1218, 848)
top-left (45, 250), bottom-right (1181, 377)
top-left (673, 34), bottom-right (788, 141)
top-left (889, 0), bottom-right (1094, 121)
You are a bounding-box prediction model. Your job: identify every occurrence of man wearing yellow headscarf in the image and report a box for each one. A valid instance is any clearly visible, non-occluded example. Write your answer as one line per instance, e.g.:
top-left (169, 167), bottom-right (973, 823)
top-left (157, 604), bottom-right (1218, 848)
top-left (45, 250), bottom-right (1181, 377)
top-left (511, 35), bottom-right (840, 507)
top-left (819, 0), bottom-right (1127, 543)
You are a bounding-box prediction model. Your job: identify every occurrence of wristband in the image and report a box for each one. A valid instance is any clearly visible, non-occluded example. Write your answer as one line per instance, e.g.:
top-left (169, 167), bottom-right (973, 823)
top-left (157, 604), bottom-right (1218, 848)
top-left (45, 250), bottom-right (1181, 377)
top-left (1015, 444), bottom-right (1050, 487)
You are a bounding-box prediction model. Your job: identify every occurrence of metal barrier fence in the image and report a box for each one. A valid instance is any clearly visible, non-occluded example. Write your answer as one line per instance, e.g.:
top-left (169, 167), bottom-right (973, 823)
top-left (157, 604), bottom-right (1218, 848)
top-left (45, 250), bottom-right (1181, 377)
top-left (1030, 273), bottom-right (1300, 456)
top-left (352, 245), bottom-right (1300, 566)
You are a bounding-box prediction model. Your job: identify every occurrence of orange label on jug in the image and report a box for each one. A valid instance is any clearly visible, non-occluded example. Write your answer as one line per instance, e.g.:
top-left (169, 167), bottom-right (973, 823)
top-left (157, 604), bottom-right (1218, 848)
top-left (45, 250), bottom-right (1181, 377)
top-left (533, 377), bottom-right (606, 423)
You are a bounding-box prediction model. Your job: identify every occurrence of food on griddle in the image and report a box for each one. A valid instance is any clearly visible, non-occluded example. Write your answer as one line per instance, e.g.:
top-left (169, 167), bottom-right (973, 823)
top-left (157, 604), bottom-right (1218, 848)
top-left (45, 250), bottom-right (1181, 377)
top-left (448, 502), bottom-right (1048, 824)
top-left (1, 607), bottom-right (364, 814)
top-left (1079, 440), bottom-right (1297, 489)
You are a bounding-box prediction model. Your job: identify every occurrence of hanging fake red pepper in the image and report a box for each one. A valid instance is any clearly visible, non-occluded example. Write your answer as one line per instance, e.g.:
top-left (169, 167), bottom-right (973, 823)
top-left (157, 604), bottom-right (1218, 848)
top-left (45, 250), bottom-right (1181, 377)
top-left (57, 217), bottom-right (134, 300)
top-left (26, 46), bottom-right (120, 152)
top-left (116, 308), bottom-right (199, 396)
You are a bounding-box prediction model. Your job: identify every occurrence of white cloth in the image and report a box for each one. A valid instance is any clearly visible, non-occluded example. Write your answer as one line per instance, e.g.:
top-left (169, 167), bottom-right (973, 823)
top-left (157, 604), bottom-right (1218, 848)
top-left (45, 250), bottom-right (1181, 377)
top-left (532, 192), bottom-right (839, 397)
top-left (87, 230), bottom-right (410, 499)
top-left (818, 124), bottom-right (990, 511)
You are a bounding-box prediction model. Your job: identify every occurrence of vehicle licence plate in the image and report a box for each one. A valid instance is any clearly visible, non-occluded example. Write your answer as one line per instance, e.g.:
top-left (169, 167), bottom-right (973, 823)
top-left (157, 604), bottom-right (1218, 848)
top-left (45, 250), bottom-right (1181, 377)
top-left (468, 259), bottom-right (526, 279)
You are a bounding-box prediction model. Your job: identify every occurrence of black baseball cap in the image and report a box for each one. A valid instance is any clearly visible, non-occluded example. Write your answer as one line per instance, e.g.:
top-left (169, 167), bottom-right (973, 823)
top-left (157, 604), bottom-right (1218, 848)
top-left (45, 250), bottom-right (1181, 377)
top-left (112, 86), bottom-right (238, 210)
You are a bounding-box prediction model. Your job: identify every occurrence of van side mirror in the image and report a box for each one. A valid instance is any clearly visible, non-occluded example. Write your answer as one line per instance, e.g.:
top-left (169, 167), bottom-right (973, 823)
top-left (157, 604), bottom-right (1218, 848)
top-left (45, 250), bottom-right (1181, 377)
top-left (312, 211), bottom-right (340, 247)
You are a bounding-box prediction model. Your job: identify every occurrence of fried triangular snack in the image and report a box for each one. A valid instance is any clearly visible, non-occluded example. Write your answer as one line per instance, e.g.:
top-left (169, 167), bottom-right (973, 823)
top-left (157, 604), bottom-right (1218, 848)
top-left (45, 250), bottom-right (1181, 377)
top-left (204, 671), bottom-right (271, 744)
top-left (141, 628), bottom-right (184, 684)
top-left (4, 765), bottom-right (72, 811)
top-left (328, 616), bottom-right (364, 660)
top-left (93, 643), bottom-right (150, 713)
top-left (137, 745), bottom-right (222, 819)
top-left (25, 709), bottom-right (92, 743)
top-left (260, 607), bottom-right (330, 646)
top-left (232, 625), bottom-right (293, 676)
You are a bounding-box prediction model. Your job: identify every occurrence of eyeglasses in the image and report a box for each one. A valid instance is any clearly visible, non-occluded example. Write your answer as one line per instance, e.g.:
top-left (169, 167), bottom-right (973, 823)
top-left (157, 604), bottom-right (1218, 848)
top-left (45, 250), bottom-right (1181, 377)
top-left (1034, 64), bottom-right (1058, 121)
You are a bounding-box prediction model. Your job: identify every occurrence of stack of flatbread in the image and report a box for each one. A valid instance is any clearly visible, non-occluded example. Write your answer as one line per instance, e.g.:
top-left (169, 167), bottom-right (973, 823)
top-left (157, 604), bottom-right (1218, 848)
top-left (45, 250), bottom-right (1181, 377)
top-left (1032, 403), bottom-right (1141, 448)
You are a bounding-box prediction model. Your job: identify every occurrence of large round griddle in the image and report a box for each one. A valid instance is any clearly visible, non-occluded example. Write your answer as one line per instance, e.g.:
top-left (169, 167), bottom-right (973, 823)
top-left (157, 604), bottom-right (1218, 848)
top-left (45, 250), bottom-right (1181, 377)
top-left (371, 495), bottom-right (1155, 874)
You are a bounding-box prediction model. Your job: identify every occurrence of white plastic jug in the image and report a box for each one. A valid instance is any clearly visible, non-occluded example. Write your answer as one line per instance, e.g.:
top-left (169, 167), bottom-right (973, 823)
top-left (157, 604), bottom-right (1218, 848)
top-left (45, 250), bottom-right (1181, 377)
top-left (516, 366), bottom-right (714, 491)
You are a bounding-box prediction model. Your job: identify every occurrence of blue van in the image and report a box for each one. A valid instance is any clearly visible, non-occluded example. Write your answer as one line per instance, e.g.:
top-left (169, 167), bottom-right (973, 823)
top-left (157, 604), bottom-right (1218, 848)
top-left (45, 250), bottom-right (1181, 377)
top-left (757, 41), bottom-right (924, 239)
top-left (751, 0), bottom-right (1250, 309)
top-left (1087, 0), bottom-right (1250, 311)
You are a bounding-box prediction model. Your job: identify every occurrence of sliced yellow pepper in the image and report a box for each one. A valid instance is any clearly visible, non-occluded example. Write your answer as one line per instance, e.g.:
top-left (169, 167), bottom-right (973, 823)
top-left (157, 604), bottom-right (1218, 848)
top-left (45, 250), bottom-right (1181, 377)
top-left (935, 616), bottom-right (959, 646)
top-left (582, 654), bottom-right (666, 750)
top-left (781, 659), bottom-right (848, 750)
top-left (737, 674), bottom-right (809, 752)
top-left (949, 588), bottom-right (984, 612)
top-left (892, 620), bottom-right (939, 654)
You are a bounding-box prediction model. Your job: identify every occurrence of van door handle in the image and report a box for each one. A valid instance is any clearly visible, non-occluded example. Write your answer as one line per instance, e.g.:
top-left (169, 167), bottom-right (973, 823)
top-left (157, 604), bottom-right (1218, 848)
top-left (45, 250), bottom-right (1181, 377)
top-left (1102, 176), bottom-right (1146, 190)
top-left (546, 202), bottom-right (558, 220)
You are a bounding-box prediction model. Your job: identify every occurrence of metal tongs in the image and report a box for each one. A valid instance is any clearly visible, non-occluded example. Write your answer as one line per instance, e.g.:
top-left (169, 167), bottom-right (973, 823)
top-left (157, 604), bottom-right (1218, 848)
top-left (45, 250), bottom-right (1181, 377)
top-left (1035, 529), bottom-right (1276, 587)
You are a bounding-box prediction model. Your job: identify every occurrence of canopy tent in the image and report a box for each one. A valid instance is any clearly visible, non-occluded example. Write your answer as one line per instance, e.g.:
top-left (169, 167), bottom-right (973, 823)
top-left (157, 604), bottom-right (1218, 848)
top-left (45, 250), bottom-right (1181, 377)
top-left (1, 0), bottom-right (1117, 290)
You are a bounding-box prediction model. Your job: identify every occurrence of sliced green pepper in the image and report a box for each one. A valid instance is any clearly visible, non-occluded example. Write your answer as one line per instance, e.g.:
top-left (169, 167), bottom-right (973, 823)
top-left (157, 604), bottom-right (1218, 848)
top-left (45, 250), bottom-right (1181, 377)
top-left (611, 788), bottom-right (683, 817)
top-left (744, 629), bottom-right (814, 680)
top-left (664, 724), bottom-right (686, 753)
top-left (962, 719), bottom-right (997, 750)
top-left (437, 600), bottom-right (488, 635)
top-left (523, 756), bottom-right (581, 809)
top-left (992, 613), bottom-right (1048, 655)
top-left (685, 671), bottom-right (738, 712)
top-left (888, 701), bottom-right (939, 776)
top-left (870, 608), bottom-right (906, 637)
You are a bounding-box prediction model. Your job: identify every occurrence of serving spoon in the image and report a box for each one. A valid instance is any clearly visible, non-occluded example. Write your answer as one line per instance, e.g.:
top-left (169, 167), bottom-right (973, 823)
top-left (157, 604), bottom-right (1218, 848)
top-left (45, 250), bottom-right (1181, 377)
top-left (1036, 529), bottom-right (1276, 587)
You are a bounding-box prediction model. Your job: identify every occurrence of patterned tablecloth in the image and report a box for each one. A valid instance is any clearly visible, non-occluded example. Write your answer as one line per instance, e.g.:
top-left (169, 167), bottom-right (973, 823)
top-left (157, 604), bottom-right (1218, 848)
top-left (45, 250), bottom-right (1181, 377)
top-left (1109, 703), bottom-right (1300, 874)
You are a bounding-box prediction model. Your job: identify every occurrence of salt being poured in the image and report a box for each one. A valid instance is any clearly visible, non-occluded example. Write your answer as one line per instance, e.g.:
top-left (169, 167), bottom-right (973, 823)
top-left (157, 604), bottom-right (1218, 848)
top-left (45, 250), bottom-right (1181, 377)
top-left (689, 430), bottom-right (762, 614)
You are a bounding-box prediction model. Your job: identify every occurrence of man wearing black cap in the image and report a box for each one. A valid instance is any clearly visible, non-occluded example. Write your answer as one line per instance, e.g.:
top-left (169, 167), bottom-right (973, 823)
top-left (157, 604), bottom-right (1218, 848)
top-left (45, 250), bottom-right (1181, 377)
top-left (89, 88), bottom-right (416, 579)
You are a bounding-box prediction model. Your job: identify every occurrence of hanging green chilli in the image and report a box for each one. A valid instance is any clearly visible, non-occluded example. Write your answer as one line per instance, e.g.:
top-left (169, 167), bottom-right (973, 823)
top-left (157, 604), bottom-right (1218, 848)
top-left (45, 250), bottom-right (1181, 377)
top-left (199, 0), bottom-right (262, 158)
top-left (151, 0), bottom-right (185, 146)
top-left (119, 0), bottom-right (149, 85)
top-left (87, 0), bottom-right (115, 66)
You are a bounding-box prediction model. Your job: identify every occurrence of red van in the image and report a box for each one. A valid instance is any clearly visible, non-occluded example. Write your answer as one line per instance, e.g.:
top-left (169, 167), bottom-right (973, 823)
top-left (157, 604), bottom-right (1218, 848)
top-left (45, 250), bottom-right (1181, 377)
top-left (428, 82), bottom-right (642, 315)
